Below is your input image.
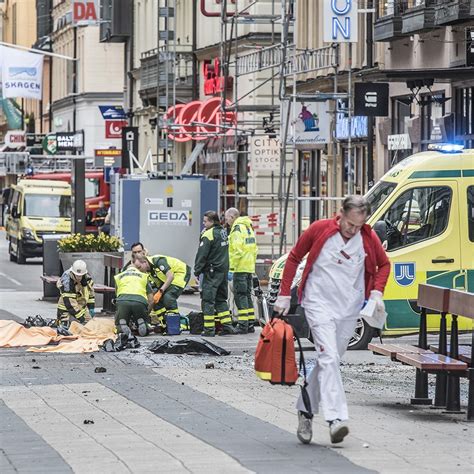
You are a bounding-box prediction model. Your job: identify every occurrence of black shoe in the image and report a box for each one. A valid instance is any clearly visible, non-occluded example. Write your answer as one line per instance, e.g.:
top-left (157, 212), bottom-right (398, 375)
top-left (247, 324), bottom-right (255, 333)
top-left (201, 330), bottom-right (215, 337)
top-left (136, 318), bottom-right (148, 337)
top-left (235, 326), bottom-right (248, 335)
top-left (218, 325), bottom-right (236, 336)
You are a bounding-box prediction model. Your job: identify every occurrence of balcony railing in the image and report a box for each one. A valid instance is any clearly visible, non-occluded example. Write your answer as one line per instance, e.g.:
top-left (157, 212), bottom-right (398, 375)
top-left (374, 0), bottom-right (405, 41)
top-left (401, 0), bottom-right (437, 34)
top-left (139, 46), bottom-right (194, 104)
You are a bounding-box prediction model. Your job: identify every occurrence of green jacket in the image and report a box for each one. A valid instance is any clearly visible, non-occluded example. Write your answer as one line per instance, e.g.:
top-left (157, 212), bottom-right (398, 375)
top-left (146, 255), bottom-right (189, 289)
top-left (229, 216), bottom-right (258, 273)
top-left (194, 224), bottom-right (229, 276)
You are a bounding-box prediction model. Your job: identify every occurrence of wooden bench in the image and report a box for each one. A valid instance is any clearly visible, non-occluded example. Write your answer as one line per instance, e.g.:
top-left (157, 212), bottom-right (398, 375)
top-left (395, 353), bottom-right (467, 371)
top-left (40, 275), bottom-right (115, 294)
top-left (368, 343), bottom-right (431, 361)
top-left (429, 345), bottom-right (472, 365)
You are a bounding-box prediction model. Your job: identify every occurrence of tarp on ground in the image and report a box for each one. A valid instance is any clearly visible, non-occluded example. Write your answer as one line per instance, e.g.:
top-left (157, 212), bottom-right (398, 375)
top-left (0, 320), bottom-right (76, 347)
top-left (0, 319), bottom-right (116, 353)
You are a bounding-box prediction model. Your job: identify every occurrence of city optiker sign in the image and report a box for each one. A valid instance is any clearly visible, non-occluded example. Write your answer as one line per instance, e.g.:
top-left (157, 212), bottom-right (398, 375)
top-left (323, 0), bottom-right (358, 43)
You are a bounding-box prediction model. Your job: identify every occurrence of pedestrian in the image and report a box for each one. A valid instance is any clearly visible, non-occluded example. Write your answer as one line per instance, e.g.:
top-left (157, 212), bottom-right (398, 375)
top-left (194, 210), bottom-right (235, 337)
top-left (94, 200), bottom-right (108, 229)
top-left (142, 254), bottom-right (191, 330)
top-left (225, 207), bottom-right (258, 334)
top-left (56, 259), bottom-right (95, 327)
top-left (274, 195), bottom-right (390, 445)
top-left (114, 254), bottom-right (153, 337)
top-left (122, 242), bottom-right (148, 271)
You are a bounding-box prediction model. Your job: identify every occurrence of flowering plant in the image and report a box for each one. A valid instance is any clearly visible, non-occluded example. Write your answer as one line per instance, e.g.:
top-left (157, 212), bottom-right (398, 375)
top-left (58, 233), bottom-right (122, 253)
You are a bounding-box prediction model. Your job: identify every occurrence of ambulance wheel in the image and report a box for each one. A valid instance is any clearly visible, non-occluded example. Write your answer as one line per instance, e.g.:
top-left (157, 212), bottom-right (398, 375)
top-left (16, 241), bottom-right (26, 264)
top-left (348, 319), bottom-right (374, 350)
top-left (9, 241), bottom-right (17, 262)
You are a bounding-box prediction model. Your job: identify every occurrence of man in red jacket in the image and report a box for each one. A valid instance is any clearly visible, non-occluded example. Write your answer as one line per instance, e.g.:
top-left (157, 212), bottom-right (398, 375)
top-left (274, 195), bottom-right (390, 445)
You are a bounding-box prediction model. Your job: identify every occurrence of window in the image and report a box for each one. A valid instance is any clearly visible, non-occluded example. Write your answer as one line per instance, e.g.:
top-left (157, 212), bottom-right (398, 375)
top-left (85, 178), bottom-right (100, 199)
top-left (420, 93), bottom-right (445, 150)
top-left (381, 186), bottom-right (452, 251)
top-left (455, 87), bottom-right (474, 148)
top-left (468, 186), bottom-right (474, 243)
top-left (24, 194), bottom-right (71, 218)
top-left (391, 97), bottom-right (412, 164)
top-left (365, 180), bottom-right (397, 216)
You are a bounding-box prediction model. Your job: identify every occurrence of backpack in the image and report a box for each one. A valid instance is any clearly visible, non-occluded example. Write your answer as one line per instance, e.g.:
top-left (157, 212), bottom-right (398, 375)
top-left (255, 317), bottom-right (312, 410)
top-left (187, 311), bottom-right (204, 335)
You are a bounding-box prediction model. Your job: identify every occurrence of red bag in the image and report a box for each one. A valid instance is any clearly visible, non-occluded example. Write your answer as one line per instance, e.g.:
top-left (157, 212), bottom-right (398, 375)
top-left (255, 317), bottom-right (299, 385)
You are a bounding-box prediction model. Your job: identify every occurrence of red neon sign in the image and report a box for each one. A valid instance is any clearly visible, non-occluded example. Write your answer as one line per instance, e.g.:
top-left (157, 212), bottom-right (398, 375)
top-left (203, 58), bottom-right (233, 96)
top-left (164, 97), bottom-right (237, 142)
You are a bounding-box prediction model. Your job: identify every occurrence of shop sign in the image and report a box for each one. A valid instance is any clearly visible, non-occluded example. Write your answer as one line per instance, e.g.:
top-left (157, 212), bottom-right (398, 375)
top-left (354, 83), bottom-right (389, 117)
top-left (94, 149), bottom-right (122, 167)
top-left (285, 102), bottom-right (330, 148)
top-left (99, 105), bottom-right (126, 120)
top-left (43, 134), bottom-right (57, 154)
top-left (73, 0), bottom-right (99, 26)
top-left (388, 134), bottom-right (412, 150)
top-left (105, 120), bottom-right (128, 139)
top-left (323, 0), bottom-right (358, 43)
top-left (250, 136), bottom-right (280, 171)
top-left (5, 130), bottom-right (26, 148)
top-left (56, 132), bottom-right (83, 151)
top-left (148, 210), bottom-right (192, 226)
top-left (203, 58), bottom-right (233, 96)
top-left (165, 98), bottom-right (237, 142)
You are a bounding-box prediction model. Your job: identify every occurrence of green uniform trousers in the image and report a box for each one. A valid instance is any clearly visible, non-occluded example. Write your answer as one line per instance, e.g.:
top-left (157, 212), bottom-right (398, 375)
top-left (201, 270), bottom-right (232, 331)
top-left (233, 272), bottom-right (255, 328)
top-left (115, 300), bottom-right (149, 329)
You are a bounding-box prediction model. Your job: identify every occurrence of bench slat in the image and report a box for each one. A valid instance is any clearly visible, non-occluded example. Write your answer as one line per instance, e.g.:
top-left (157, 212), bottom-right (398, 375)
top-left (368, 343), bottom-right (431, 359)
top-left (429, 345), bottom-right (472, 364)
top-left (396, 352), bottom-right (467, 371)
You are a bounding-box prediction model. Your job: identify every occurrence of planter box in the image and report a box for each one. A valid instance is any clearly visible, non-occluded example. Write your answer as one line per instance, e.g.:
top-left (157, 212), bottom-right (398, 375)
top-left (59, 251), bottom-right (123, 308)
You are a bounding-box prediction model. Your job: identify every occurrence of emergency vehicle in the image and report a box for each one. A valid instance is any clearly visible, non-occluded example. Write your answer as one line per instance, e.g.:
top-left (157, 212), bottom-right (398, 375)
top-left (5, 180), bottom-right (71, 263)
top-left (266, 144), bottom-right (474, 349)
top-left (28, 171), bottom-right (110, 232)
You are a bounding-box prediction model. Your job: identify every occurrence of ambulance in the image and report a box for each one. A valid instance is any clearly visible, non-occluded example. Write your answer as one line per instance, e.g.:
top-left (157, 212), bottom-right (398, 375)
top-left (266, 144), bottom-right (474, 349)
top-left (6, 180), bottom-right (72, 263)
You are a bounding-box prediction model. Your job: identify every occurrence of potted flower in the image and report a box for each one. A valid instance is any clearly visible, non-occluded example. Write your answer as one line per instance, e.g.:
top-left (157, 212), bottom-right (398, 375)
top-left (58, 233), bottom-right (123, 305)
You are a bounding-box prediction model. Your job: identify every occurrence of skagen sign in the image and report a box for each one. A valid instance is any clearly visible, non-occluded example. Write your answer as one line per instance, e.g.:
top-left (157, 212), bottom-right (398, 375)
top-left (323, 0), bottom-right (358, 43)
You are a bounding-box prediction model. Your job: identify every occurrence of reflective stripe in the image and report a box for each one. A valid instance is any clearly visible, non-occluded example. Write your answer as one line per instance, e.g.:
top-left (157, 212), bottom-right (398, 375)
top-left (152, 307), bottom-right (167, 316)
top-left (255, 370), bottom-right (271, 381)
top-left (62, 292), bottom-right (77, 298)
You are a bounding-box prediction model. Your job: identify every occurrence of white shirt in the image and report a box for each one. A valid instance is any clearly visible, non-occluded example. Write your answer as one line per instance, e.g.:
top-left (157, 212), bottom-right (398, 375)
top-left (302, 232), bottom-right (366, 319)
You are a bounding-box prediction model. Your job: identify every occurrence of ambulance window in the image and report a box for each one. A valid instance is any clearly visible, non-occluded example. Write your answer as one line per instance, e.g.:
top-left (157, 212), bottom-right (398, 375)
top-left (468, 186), bottom-right (474, 242)
top-left (365, 181), bottom-right (397, 216)
top-left (85, 178), bottom-right (100, 199)
top-left (382, 186), bottom-right (452, 251)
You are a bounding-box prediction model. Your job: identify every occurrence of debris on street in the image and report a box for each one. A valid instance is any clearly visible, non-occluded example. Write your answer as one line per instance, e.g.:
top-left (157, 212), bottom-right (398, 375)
top-left (148, 338), bottom-right (230, 356)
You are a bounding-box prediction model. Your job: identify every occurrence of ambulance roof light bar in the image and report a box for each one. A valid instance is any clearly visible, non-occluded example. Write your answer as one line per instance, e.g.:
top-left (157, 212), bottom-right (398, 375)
top-left (427, 143), bottom-right (464, 153)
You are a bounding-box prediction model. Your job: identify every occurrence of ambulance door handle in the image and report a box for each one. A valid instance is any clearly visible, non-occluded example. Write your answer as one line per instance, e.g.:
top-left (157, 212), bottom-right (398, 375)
top-left (432, 258), bottom-right (454, 264)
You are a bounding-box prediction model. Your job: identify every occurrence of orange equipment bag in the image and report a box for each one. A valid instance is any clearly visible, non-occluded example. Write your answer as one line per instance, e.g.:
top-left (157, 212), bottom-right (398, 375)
top-left (254, 317), bottom-right (299, 385)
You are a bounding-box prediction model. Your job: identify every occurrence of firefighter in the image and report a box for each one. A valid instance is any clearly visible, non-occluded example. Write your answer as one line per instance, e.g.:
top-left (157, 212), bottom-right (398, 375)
top-left (195, 210), bottom-right (235, 337)
top-left (57, 260), bottom-right (95, 327)
top-left (114, 255), bottom-right (153, 337)
top-left (143, 254), bottom-right (191, 330)
top-left (225, 208), bottom-right (258, 334)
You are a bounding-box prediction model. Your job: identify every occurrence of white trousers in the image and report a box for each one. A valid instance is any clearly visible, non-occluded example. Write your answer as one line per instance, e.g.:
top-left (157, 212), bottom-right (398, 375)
top-left (296, 308), bottom-right (358, 422)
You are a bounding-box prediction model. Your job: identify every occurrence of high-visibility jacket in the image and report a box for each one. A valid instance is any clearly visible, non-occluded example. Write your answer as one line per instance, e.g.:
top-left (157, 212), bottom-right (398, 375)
top-left (114, 265), bottom-right (150, 305)
top-left (147, 255), bottom-right (189, 288)
top-left (194, 224), bottom-right (229, 276)
top-left (229, 216), bottom-right (258, 273)
top-left (57, 270), bottom-right (95, 319)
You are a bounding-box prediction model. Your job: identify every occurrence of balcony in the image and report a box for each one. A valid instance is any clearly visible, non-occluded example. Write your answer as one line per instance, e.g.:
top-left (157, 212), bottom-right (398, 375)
top-left (374, 1), bottom-right (405, 41)
top-left (139, 47), bottom-right (194, 107)
top-left (434, 0), bottom-right (474, 25)
top-left (401, 0), bottom-right (437, 35)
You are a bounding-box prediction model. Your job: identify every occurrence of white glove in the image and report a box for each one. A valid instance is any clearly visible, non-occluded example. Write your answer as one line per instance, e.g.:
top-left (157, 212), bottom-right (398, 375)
top-left (274, 295), bottom-right (291, 316)
top-left (369, 290), bottom-right (385, 313)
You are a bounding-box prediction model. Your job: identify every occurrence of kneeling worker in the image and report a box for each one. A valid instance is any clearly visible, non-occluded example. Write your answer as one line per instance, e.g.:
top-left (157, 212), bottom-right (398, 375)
top-left (114, 255), bottom-right (153, 336)
top-left (143, 254), bottom-right (191, 329)
top-left (195, 211), bottom-right (234, 337)
top-left (57, 259), bottom-right (95, 327)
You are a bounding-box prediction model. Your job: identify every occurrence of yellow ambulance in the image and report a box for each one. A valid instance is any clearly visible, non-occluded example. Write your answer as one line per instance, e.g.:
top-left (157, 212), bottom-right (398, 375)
top-left (267, 144), bottom-right (474, 348)
top-left (6, 179), bottom-right (71, 263)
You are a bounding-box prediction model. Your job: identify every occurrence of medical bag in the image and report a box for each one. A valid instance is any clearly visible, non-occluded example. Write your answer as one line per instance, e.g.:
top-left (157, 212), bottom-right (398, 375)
top-left (165, 314), bottom-right (181, 335)
top-left (254, 317), bottom-right (299, 385)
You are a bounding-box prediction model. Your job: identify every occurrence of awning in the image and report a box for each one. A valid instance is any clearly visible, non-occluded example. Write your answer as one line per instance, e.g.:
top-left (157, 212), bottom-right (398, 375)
top-left (355, 66), bottom-right (474, 83)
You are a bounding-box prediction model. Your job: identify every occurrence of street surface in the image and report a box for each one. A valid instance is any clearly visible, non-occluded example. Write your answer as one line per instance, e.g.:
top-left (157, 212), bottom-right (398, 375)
top-left (0, 231), bottom-right (473, 473)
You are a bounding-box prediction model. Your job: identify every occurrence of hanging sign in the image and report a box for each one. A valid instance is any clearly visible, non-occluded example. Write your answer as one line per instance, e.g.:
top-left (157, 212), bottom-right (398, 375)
top-left (250, 137), bottom-right (280, 171)
top-left (354, 83), bottom-right (389, 116)
top-left (285, 102), bottom-right (330, 148)
top-left (323, 0), bottom-right (358, 43)
top-left (73, 0), bottom-right (99, 26)
top-left (0, 46), bottom-right (44, 100)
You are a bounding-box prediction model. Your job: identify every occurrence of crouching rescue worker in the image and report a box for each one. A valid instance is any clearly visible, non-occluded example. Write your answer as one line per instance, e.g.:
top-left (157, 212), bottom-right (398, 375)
top-left (57, 259), bottom-right (95, 327)
top-left (114, 255), bottom-right (153, 337)
top-left (195, 211), bottom-right (235, 337)
top-left (143, 254), bottom-right (191, 330)
top-left (274, 195), bottom-right (390, 445)
top-left (225, 208), bottom-right (258, 334)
